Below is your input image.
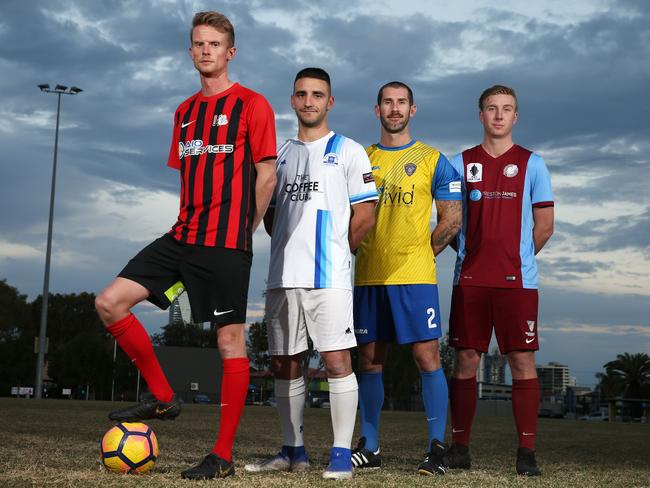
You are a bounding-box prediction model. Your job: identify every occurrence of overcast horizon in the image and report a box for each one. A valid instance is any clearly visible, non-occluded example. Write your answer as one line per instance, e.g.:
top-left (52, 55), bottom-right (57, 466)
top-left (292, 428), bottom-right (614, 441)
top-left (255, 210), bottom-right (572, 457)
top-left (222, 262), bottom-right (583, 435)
top-left (1, 0), bottom-right (649, 387)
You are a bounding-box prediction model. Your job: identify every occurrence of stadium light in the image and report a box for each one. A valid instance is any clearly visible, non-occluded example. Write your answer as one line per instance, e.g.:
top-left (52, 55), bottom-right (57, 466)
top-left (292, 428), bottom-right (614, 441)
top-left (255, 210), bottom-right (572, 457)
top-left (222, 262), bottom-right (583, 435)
top-left (35, 83), bottom-right (83, 399)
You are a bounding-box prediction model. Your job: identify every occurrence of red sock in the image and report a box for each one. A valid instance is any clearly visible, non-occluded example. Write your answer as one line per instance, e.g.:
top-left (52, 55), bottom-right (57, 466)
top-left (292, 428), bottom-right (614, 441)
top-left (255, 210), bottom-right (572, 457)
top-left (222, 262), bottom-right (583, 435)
top-left (512, 378), bottom-right (540, 450)
top-left (107, 313), bottom-right (173, 402)
top-left (212, 357), bottom-right (250, 462)
top-left (450, 376), bottom-right (477, 446)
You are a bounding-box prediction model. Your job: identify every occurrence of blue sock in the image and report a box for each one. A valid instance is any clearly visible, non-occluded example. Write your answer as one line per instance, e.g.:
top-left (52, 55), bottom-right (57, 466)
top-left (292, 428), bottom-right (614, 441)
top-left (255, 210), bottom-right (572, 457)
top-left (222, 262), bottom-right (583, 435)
top-left (358, 371), bottom-right (384, 452)
top-left (421, 368), bottom-right (448, 444)
top-left (328, 447), bottom-right (352, 471)
top-left (281, 445), bottom-right (307, 461)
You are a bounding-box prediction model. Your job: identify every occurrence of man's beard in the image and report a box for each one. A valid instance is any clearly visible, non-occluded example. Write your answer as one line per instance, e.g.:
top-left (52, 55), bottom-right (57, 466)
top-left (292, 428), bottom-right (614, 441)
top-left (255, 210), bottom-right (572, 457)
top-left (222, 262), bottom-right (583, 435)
top-left (297, 110), bottom-right (327, 128)
top-left (380, 113), bottom-right (410, 134)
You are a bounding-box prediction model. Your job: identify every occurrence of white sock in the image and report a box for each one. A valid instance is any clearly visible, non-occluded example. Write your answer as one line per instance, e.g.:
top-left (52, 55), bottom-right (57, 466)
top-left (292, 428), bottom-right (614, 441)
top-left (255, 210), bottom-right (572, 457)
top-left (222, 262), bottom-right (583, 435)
top-left (275, 377), bottom-right (306, 447)
top-left (328, 373), bottom-right (358, 449)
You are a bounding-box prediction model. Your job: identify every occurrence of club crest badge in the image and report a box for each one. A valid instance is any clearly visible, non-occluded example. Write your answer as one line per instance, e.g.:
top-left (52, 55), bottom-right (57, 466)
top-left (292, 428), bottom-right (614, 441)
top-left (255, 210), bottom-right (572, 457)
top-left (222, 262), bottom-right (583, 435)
top-left (504, 164), bottom-right (518, 177)
top-left (323, 153), bottom-right (338, 165)
top-left (467, 163), bottom-right (482, 182)
top-left (404, 163), bottom-right (417, 176)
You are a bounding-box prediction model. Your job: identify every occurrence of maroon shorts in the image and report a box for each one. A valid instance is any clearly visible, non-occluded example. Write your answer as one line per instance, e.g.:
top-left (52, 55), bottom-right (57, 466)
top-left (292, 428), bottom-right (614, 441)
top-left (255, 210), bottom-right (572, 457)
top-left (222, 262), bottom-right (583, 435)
top-left (449, 286), bottom-right (539, 353)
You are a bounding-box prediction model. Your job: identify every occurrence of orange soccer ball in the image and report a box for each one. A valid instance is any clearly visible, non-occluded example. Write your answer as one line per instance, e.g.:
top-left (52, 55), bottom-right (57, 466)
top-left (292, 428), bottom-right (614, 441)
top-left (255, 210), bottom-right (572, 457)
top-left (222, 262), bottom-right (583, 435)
top-left (100, 422), bottom-right (159, 474)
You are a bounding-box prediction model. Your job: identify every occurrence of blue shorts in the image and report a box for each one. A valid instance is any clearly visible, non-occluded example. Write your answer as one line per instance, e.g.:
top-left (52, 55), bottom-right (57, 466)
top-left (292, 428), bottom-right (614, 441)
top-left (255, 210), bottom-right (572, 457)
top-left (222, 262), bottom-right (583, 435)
top-left (353, 284), bottom-right (443, 345)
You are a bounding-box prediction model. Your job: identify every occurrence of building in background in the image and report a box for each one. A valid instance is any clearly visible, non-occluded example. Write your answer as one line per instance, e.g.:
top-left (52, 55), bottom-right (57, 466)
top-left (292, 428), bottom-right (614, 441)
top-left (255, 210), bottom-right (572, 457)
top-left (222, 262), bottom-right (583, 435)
top-left (169, 292), bottom-right (193, 324)
top-left (479, 348), bottom-right (507, 384)
top-left (537, 361), bottom-right (570, 400)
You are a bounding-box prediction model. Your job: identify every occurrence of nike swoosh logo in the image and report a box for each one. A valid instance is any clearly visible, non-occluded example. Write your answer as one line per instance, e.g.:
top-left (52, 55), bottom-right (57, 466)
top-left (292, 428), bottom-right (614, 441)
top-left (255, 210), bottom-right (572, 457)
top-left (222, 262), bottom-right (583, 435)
top-left (522, 432), bottom-right (535, 436)
top-left (181, 120), bottom-right (195, 128)
top-left (426, 417), bottom-right (438, 422)
top-left (525, 338), bottom-right (535, 344)
top-left (213, 309), bottom-right (234, 316)
top-left (155, 405), bottom-right (174, 415)
top-left (220, 403), bottom-right (229, 407)
top-left (452, 428), bottom-right (464, 433)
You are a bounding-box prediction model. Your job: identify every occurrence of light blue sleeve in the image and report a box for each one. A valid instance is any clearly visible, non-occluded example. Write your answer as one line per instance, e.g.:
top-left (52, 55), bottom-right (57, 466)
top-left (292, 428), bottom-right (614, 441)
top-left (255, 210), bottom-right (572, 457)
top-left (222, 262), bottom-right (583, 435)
top-left (432, 153), bottom-right (462, 200)
top-left (528, 153), bottom-right (554, 205)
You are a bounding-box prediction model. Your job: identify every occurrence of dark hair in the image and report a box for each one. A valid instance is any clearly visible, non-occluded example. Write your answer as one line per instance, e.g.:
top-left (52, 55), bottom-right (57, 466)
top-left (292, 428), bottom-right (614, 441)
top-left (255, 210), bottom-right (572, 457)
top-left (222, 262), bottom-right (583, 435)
top-left (191, 11), bottom-right (235, 47)
top-left (377, 81), bottom-right (414, 106)
top-left (294, 67), bottom-right (331, 90)
top-left (479, 85), bottom-right (518, 111)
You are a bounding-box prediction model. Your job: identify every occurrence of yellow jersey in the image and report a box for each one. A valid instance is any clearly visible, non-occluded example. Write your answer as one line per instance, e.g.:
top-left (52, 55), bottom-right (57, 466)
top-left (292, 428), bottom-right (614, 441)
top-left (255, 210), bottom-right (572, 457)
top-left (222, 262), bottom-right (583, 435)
top-left (354, 140), bottom-right (462, 285)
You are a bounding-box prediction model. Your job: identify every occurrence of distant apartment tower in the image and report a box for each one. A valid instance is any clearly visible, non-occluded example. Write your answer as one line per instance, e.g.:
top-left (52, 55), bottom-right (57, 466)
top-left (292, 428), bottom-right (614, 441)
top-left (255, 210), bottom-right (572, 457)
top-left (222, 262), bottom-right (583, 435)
top-left (479, 348), bottom-right (507, 384)
top-left (536, 361), bottom-right (570, 397)
top-left (168, 292), bottom-right (193, 324)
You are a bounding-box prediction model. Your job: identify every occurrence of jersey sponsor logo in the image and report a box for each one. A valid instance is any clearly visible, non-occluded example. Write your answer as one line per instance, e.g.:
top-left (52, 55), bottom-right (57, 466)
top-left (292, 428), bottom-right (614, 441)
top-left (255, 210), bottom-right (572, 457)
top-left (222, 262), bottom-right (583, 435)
top-left (467, 163), bottom-right (482, 182)
top-left (284, 173), bottom-right (319, 201)
top-left (404, 162), bottom-right (417, 176)
top-left (178, 140), bottom-right (234, 158)
top-left (469, 189), bottom-right (482, 201)
top-left (449, 181), bottom-right (461, 193)
top-left (482, 190), bottom-right (517, 199)
top-left (363, 172), bottom-right (375, 184)
top-left (378, 184), bottom-right (415, 206)
top-left (354, 328), bottom-right (368, 334)
top-left (323, 152), bottom-right (339, 165)
top-left (503, 164), bottom-right (519, 177)
top-left (371, 165), bottom-right (381, 170)
top-left (212, 113), bottom-right (228, 126)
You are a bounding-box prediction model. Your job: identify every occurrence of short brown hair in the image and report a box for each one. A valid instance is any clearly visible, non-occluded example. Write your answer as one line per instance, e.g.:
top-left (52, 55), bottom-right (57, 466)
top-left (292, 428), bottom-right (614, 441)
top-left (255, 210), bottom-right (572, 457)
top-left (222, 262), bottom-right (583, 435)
top-left (191, 11), bottom-right (235, 47)
top-left (377, 81), bottom-right (413, 106)
top-left (479, 85), bottom-right (518, 111)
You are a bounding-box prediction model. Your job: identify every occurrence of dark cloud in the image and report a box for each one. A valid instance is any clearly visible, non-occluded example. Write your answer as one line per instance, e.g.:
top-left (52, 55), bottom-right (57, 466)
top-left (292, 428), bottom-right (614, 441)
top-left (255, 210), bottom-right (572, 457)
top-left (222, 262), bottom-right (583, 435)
top-left (1, 0), bottom-right (649, 386)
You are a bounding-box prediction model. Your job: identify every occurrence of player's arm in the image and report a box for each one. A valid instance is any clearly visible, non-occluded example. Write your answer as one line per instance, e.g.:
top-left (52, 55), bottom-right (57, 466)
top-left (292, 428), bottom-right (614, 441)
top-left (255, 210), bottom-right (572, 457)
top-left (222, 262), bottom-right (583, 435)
top-left (349, 201), bottom-right (376, 252)
top-left (430, 200), bottom-right (462, 256)
top-left (263, 208), bottom-right (274, 236)
top-left (533, 206), bottom-right (554, 254)
top-left (253, 159), bottom-right (277, 233)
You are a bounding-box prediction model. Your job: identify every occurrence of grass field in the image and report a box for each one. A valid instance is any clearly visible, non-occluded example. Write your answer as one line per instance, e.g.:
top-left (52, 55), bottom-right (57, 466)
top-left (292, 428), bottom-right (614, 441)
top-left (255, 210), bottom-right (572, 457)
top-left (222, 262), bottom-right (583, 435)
top-left (0, 398), bottom-right (648, 487)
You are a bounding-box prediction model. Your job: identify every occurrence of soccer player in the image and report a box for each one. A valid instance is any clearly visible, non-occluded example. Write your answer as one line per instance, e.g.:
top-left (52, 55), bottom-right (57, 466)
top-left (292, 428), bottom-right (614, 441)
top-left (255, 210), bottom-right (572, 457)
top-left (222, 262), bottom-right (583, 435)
top-left (352, 81), bottom-right (462, 475)
top-left (94, 11), bottom-right (277, 480)
top-left (446, 85), bottom-right (554, 476)
top-left (243, 67), bottom-right (378, 480)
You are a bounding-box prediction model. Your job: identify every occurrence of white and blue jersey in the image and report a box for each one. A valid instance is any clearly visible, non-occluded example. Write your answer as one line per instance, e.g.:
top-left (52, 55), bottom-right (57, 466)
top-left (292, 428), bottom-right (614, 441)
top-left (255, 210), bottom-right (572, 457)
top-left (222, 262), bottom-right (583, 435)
top-left (267, 131), bottom-right (378, 290)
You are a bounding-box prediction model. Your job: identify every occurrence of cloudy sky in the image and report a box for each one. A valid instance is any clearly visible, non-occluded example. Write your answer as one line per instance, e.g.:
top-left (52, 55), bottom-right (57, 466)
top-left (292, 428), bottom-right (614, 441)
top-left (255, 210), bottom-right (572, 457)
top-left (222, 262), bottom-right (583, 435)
top-left (1, 0), bottom-right (648, 386)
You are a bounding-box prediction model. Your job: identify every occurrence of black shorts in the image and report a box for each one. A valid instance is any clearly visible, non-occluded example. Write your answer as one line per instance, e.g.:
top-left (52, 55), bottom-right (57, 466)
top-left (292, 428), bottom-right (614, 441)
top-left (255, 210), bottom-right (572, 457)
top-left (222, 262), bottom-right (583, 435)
top-left (118, 234), bottom-right (252, 325)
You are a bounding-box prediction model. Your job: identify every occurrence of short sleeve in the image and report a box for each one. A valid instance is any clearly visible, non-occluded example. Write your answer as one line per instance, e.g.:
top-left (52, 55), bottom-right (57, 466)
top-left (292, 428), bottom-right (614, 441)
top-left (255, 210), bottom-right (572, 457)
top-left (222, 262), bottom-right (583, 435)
top-left (528, 153), bottom-right (554, 207)
top-left (346, 141), bottom-right (379, 204)
top-left (432, 153), bottom-right (462, 200)
top-left (247, 95), bottom-right (277, 164)
top-left (166, 109), bottom-right (181, 170)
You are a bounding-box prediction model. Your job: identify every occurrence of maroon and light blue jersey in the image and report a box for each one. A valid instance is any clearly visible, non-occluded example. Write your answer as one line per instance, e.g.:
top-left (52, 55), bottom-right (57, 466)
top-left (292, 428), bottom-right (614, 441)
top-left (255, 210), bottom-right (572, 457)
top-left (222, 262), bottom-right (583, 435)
top-left (450, 144), bottom-right (553, 289)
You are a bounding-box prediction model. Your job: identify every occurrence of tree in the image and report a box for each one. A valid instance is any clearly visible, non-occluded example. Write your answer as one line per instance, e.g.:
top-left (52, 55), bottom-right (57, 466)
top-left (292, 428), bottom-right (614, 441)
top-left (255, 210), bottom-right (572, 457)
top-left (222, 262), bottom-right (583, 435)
top-left (604, 353), bottom-right (650, 418)
top-left (0, 279), bottom-right (35, 393)
top-left (152, 322), bottom-right (216, 348)
top-left (247, 319), bottom-right (270, 370)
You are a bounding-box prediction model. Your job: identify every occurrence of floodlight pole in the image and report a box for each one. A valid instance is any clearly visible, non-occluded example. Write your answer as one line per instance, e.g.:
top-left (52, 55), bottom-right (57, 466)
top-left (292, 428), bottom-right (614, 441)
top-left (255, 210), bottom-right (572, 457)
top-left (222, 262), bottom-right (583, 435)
top-left (35, 84), bottom-right (82, 399)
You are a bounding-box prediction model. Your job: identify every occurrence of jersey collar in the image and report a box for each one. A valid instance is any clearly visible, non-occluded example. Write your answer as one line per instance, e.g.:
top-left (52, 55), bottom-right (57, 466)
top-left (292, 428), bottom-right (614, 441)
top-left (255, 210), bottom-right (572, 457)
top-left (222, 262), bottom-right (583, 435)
top-left (376, 140), bottom-right (416, 151)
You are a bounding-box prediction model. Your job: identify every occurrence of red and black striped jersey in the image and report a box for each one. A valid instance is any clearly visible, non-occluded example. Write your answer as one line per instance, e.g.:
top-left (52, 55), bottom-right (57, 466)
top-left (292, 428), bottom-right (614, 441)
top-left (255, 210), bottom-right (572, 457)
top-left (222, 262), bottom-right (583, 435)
top-left (167, 83), bottom-right (276, 251)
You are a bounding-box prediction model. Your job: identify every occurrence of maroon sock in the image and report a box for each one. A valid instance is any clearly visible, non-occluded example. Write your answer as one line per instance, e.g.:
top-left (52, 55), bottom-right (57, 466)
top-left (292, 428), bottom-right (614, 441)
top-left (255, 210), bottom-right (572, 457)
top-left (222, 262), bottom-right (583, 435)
top-left (512, 378), bottom-right (540, 450)
top-left (212, 357), bottom-right (250, 462)
top-left (107, 313), bottom-right (173, 402)
top-left (450, 376), bottom-right (477, 446)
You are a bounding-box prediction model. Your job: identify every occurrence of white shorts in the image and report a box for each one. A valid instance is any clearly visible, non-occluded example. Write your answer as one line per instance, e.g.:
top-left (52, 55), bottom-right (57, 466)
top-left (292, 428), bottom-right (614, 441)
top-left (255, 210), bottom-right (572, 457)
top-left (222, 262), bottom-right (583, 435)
top-left (265, 288), bottom-right (356, 355)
